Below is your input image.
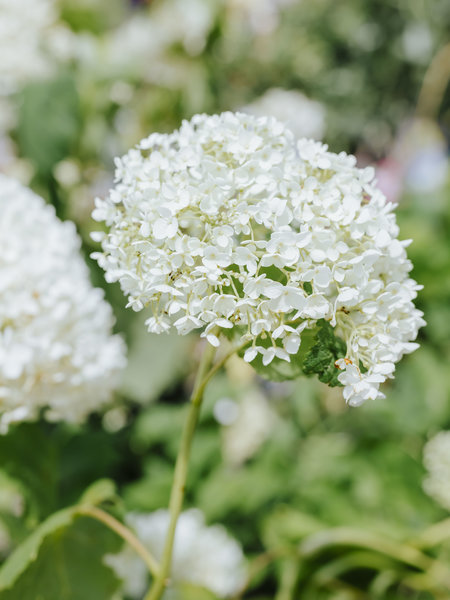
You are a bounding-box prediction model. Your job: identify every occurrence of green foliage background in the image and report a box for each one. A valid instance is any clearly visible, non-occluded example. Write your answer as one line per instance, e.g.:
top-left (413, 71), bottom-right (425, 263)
top-left (0, 0), bottom-right (450, 598)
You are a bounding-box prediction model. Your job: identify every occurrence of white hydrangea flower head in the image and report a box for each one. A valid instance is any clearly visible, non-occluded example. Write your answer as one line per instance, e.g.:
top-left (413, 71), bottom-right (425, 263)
top-left (423, 432), bottom-right (450, 511)
top-left (243, 88), bottom-right (326, 140)
top-left (0, 0), bottom-right (58, 95)
top-left (93, 112), bottom-right (424, 406)
top-left (0, 175), bottom-right (126, 432)
top-left (104, 509), bottom-right (246, 598)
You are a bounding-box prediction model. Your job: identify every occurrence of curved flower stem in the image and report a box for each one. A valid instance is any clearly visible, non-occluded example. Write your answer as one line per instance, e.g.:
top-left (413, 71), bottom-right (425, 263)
top-left (275, 557), bottom-right (299, 600)
top-left (414, 517), bottom-right (450, 548)
top-left (299, 527), bottom-right (450, 587)
top-left (416, 42), bottom-right (450, 120)
top-left (231, 548), bottom-right (293, 600)
top-left (144, 341), bottom-right (218, 600)
top-left (76, 504), bottom-right (160, 577)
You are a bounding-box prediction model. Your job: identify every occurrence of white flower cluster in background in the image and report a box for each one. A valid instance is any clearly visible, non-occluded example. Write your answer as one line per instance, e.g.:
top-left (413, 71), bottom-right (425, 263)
top-left (105, 509), bottom-right (246, 598)
top-left (0, 0), bottom-right (57, 95)
top-left (93, 112), bottom-right (424, 406)
top-left (243, 88), bottom-right (326, 140)
top-left (0, 176), bottom-right (126, 432)
top-left (423, 432), bottom-right (450, 511)
top-left (103, 0), bottom-right (216, 79)
top-left (227, 0), bottom-right (295, 35)
top-left (214, 391), bottom-right (275, 465)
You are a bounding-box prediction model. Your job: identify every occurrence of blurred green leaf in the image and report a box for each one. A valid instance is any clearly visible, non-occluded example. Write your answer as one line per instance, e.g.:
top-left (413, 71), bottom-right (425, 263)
top-left (242, 320), bottom-right (346, 385)
top-left (18, 74), bottom-right (80, 176)
top-left (0, 509), bottom-right (120, 600)
top-left (0, 424), bottom-right (58, 520)
top-left (121, 312), bottom-right (194, 403)
top-left (79, 479), bottom-right (117, 507)
top-left (177, 582), bottom-right (217, 600)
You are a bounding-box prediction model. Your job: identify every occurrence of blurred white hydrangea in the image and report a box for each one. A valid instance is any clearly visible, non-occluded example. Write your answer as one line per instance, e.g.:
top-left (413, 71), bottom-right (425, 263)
top-left (0, 0), bottom-right (57, 94)
top-left (0, 175), bottom-right (126, 432)
top-left (215, 390), bottom-right (275, 465)
top-left (104, 509), bottom-right (246, 598)
top-left (153, 0), bottom-right (217, 56)
top-left (102, 0), bottom-right (216, 81)
top-left (93, 112), bottom-right (424, 406)
top-left (423, 432), bottom-right (450, 511)
top-left (227, 0), bottom-right (295, 35)
top-left (243, 88), bottom-right (326, 140)
top-left (401, 22), bottom-right (433, 64)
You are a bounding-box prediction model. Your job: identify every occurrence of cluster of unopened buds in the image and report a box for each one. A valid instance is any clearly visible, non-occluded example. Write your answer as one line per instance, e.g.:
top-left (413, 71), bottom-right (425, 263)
top-left (93, 111), bottom-right (424, 406)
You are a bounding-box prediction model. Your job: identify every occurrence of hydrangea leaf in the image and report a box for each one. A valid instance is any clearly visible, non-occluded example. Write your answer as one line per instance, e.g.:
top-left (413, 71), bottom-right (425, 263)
top-left (79, 479), bottom-right (117, 507)
top-left (239, 321), bottom-right (345, 385)
top-left (302, 320), bottom-right (347, 386)
top-left (0, 423), bottom-right (59, 519)
top-left (177, 582), bottom-right (217, 599)
top-left (0, 509), bottom-right (121, 599)
top-left (121, 311), bottom-right (194, 403)
top-left (17, 74), bottom-right (80, 176)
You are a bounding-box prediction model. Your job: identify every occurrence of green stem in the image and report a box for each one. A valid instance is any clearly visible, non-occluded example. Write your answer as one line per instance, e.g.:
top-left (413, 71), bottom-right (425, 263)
top-left (144, 342), bottom-right (217, 600)
top-left (76, 505), bottom-right (160, 577)
top-left (299, 527), bottom-right (450, 588)
top-left (231, 547), bottom-right (293, 600)
top-left (414, 517), bottom-right (450, 548)
top-left (275, 558), bottom-right (299, 600)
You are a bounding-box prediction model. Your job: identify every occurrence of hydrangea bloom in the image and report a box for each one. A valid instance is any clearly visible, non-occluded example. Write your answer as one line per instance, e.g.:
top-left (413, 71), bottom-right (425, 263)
top-left (0, 175), bottom-right (126, 431)
top-left (243, 88), bottom-right (326, 140)
top-left (227, 0), bottom-right (294, 35)
top-left (104, 509), bottom-right (246, 598)
top-left (93, 112), bottom-right (424, 406)
top-left (0, 0), bottom-right (56, 94)
top-left (225, 391), bottom-right (274, 464)
top-left (423, 432), bottom-right (450, 511)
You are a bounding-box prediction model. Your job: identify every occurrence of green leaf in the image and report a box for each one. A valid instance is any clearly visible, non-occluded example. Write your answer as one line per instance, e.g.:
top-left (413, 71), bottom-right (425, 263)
top-left (59, 0), bottom-right (125, 34)
top-left (263, 506), bottom-right (325, 549)
top-left (240, 320), bottom-right (345, 385)
top-left (17, 74), bottom-right (80, 176)
top-left (131, 404), bottom-right (185, 452)
top-left (177, 582), bottom-right (217, 599)
top-left (123, 458), bottom-right (173, 512)
top-left (0, 423), bottom-right (59, 519)
top-left (79, 479), bottom-right (117, 507)
top-left (302, 320), bottom-right (347, 386)
top-left (0, 508), bottom-right (121, 599)
top-left (121, 311), bottom-right (194, 403)
top-left (0, 508), bottom-right (75, 590)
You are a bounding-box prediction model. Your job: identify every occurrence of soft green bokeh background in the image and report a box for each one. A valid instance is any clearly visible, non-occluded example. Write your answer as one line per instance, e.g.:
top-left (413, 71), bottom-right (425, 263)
top-left (0, 0), bottom-right (449, 598)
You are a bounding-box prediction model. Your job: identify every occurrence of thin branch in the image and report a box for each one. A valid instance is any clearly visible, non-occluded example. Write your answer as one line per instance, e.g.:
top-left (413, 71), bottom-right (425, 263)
top-left (77, 504), bottom-right (160, 578)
